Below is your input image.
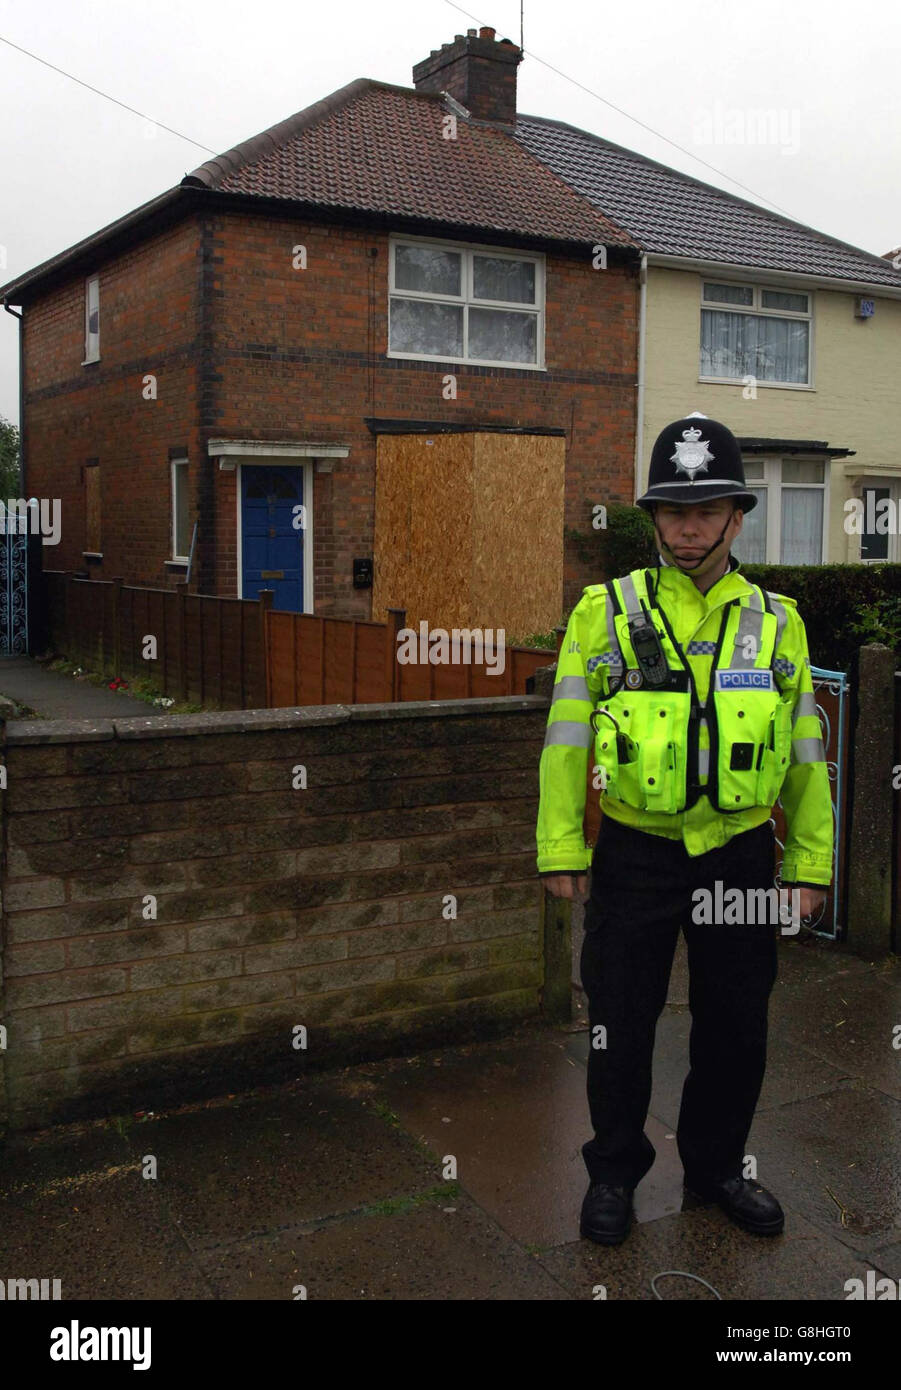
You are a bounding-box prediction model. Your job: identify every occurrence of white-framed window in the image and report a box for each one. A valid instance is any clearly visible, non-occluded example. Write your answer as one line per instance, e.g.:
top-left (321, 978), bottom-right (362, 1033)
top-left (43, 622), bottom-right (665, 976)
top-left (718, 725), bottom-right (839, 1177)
top-left (700, 281), bottom-right (812, 386)
top-left (171, 458), bottom-right (191, 561)
top-left (732, 457), bottom-right (827, 565)
top-left (84, 275), bottom-right (100, 363)
top-left (388, 235), bottom-right (545, 368)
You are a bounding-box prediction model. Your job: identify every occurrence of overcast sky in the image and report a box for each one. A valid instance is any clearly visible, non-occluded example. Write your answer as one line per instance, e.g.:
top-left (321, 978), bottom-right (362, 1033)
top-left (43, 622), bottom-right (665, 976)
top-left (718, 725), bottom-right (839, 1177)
top-left (1, 0), bottom-right (898, 426)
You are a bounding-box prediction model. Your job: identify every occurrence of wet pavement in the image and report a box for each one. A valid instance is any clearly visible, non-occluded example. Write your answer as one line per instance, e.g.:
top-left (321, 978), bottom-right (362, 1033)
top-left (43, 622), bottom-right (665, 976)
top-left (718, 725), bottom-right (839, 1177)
top-left (1, 933), bottom-right (898, 1300)
top-left (0, 654), bottom-right (160, 719)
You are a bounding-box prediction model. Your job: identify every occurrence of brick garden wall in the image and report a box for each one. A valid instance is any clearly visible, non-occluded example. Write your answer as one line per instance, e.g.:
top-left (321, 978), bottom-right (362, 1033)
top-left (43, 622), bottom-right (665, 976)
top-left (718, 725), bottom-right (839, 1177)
top-left (0, 697), bottom-right (550, 1131)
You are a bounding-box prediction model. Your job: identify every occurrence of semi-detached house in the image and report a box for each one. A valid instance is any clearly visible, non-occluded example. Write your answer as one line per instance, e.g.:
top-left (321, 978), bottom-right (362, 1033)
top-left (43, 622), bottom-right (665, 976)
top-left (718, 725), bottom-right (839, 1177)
top-left (0, 26), bottom-right (640, 636)
top-left (3, 24), bottom-right (899, 643)
top-left (517, 118), bottom-right (901, 566)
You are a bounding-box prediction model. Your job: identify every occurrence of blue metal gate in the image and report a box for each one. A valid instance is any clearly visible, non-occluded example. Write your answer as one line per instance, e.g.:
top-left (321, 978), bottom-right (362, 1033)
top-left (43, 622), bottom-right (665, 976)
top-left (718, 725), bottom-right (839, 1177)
top-left (0, 530), bottom-right (29, 654)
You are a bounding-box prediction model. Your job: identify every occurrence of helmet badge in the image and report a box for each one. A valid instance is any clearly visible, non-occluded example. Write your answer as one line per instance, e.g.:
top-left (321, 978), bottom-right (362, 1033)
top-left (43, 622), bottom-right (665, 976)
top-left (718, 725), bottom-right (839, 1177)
top-left (670, 426), bottom-right (714, 481)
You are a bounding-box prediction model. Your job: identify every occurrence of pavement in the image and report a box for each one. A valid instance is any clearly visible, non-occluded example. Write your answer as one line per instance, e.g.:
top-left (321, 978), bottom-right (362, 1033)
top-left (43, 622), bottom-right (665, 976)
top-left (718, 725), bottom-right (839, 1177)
top-left (1, 930), bottom-right (898, 1301)
top-left (0, 654), bottom-right (162, 719)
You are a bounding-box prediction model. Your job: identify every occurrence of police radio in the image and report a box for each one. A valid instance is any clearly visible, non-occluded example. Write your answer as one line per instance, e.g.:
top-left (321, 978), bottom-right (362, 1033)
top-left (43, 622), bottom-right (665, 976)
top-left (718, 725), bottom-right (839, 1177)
top-left (628, 617), bottom-right (669, 688)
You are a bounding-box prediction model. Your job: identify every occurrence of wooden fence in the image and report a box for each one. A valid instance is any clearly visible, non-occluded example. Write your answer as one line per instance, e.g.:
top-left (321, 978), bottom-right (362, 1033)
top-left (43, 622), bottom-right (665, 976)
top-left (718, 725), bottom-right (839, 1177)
top-left (43, 575), bottom-right (555, 710)
top-left (43, 573), bottom-right (267, 709)
top-left (266, 606), bottom-right (553, 705)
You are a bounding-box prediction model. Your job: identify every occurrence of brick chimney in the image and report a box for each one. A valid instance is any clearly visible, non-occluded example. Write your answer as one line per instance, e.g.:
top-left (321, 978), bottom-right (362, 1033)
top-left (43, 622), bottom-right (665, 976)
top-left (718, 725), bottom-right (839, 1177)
top-left (413, 27), bottom-right (523, 126)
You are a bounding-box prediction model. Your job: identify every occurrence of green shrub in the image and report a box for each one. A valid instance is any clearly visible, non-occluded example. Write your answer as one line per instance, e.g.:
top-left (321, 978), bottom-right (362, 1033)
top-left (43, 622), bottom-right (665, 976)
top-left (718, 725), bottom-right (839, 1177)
top-left (740, 563), bottom-right (901, 671)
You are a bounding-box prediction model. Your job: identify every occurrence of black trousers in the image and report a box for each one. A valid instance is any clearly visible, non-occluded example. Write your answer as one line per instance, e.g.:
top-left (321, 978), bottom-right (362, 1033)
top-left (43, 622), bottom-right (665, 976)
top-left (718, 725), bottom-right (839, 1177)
top-left (579, 814), bottom-right (779, 1189)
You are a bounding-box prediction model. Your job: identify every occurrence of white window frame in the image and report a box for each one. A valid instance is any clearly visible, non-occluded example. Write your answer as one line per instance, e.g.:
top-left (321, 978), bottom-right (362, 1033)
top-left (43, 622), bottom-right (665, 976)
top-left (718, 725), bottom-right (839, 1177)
top-left (699, 279), bottom-right (814, 389)
top-left (856, 477), bottom-right (901, 564)
top-left (387, 233), bottom-right (546, 370)
top-left (83, 275), bottom-right (100, 364)
top-left (736, 455), bottom-right (829, 565)
top-left (171, 458), bottom-right (191, 562)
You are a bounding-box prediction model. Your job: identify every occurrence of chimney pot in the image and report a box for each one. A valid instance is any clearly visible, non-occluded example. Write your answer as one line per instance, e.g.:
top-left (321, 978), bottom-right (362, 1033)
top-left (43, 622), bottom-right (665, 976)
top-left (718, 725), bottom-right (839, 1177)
top-left (467, 27), bottom-right (476, 36)
top-left (479, 26), bottom-right (496, 39)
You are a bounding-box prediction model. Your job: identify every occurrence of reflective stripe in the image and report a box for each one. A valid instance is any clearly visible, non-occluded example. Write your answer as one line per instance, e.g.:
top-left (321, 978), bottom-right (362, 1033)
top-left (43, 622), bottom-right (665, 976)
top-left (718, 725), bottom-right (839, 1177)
top-left (604, 592), bottom-right (624, 669)
top-left (552, 675), bottom-right (592, 703)
top-left (792, 691), bottom-right (819, 725)
top-left (619, 573), bottom-right (643, 619)
top-left (544, 720), bottom-right (594, 750)
top-left (730, 599), bottom-right (765, 668)
top-left (790, 736), bottom-right (825, 764)
top-left (768, 595), bottom-right (788, 656)
top-left (698, 714), bottom-right (710, 779)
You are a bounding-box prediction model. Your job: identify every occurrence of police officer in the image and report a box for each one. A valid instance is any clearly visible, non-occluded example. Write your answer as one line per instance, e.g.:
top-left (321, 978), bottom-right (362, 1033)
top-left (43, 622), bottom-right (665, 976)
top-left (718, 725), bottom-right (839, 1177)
top-left (536, 414), bottom-right (833, 1246)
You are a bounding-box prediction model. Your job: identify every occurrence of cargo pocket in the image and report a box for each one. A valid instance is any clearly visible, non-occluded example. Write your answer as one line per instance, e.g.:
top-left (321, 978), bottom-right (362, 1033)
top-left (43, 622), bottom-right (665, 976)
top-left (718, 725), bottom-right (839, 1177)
top-left (637, 738), bottom-right (677, 813)
top-left (756, 695), bottom-right (793, 805)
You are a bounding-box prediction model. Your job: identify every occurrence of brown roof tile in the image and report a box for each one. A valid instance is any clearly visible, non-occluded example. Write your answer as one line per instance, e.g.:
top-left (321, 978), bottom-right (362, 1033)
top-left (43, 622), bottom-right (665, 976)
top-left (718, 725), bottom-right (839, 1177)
top-left (184, 79), bottom-right (635, 247)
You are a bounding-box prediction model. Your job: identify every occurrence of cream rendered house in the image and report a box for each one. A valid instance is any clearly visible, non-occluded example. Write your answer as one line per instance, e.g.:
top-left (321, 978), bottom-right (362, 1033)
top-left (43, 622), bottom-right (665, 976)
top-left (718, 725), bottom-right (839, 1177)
top-left (516, 116), bottom-right (901, 565)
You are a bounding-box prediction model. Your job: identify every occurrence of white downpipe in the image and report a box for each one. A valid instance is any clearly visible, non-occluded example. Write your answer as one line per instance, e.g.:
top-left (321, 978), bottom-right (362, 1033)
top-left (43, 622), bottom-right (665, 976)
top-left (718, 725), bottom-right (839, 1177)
top-left (634, 253), bottom-right (648, 503)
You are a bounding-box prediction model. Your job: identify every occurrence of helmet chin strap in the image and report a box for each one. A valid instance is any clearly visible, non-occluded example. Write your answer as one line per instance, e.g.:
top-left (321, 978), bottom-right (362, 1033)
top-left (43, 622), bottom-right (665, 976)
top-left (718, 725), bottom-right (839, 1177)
top-left (655, 510), bottom-right (733, 570)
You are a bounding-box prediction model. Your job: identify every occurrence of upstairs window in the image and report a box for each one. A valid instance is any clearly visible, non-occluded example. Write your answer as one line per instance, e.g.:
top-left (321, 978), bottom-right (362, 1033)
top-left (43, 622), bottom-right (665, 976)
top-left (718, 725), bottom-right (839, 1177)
top-left (84, 276), bottom-right (100, 363)
top-left (700, 281), bottom-right (811, 386)
top-left (388, 237), bottom-right (544, 368)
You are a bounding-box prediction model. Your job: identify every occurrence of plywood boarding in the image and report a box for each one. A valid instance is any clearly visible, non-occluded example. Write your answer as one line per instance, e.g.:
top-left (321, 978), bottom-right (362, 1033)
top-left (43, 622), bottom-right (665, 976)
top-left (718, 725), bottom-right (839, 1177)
top-left (472, 433), bottom-right (565, 640)
top-left (373, 432), bottom-right (564, 639)
top-left (372, 433), bottom-right (473, 631)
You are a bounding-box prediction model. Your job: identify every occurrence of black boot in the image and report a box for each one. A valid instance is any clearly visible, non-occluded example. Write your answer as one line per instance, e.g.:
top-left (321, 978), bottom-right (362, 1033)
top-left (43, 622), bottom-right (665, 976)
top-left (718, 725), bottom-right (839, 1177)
top-left (579, 1181), bottom-right (635, 1245)
top-left (684, 1175), bottom-right (784, 1235)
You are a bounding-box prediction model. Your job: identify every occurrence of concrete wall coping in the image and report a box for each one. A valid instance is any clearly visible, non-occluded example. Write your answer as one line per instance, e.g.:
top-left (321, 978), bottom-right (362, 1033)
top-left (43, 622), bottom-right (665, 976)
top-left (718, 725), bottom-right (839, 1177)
top-left (2, 695), bottom-right (549, 745)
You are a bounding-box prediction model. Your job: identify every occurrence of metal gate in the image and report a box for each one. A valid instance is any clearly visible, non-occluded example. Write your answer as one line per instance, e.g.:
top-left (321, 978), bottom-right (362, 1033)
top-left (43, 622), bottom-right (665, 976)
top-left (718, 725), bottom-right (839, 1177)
top-left (771, 664), bottom-right (849, 940)
top-left (0, 530), bottom-right (43, 655)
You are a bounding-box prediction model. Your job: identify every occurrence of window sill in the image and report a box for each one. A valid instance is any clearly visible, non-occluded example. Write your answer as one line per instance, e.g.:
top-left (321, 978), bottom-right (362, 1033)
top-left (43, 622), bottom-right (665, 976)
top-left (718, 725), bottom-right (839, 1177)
top-left (697, 376), bottom-right (814, 392)
top-left (81, 357), bottom-right (101, 367)
top-left (386, 350), bottom-right (546, 372)
top-left (82, 551), bottom-right (103, 563)
top-left (165, 559), bottom-right (189, 569)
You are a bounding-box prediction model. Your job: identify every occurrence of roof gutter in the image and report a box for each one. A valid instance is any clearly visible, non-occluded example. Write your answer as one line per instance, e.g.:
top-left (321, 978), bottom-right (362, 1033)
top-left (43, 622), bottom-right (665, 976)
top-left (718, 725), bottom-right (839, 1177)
top-left (2, 299), bottom-right (24, 492)
top-left (633, 252), bottom-right (647, 503)
top-left (645, 252), bottom-right (901, 301)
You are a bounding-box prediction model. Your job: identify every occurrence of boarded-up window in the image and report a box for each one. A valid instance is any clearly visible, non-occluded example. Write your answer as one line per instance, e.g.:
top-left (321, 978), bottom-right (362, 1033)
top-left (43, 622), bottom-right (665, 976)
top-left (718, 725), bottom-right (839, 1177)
top-left (84, 462), bottom-right (101, 553)
top-left (372, 432), bottom-right (565, 636)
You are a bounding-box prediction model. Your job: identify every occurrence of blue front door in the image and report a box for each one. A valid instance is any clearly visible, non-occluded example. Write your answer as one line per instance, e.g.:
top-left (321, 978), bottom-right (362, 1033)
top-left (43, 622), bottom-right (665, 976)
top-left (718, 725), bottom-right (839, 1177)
top-left (241, 466), bottom-right (304, 611)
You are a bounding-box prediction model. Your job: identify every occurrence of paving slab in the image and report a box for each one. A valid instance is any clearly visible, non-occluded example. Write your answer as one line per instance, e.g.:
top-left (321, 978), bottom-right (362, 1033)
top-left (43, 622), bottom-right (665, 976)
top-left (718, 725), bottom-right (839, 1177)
top-left (0, 654), bottom-right (159, 719)
top-left (365, 1035), bottom-right (590, 1248)
top-left (0, 1167), bottom-right (212, 1299)
top-left (196, 1192), bottom-right (567, 1300)
top-left (769, 967), bottom-right (901, 1100)
top-left (745, 1083), bottom-right (901, 1258)
top-left (536, 1205), bottom-right (876, 1301)
top-left (128, 1081), bottom-right (440, 1252)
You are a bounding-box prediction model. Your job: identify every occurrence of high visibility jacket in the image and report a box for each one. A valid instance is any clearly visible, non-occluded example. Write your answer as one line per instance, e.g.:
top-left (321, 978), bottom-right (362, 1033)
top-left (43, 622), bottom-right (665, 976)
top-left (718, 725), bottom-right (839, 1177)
top-left (536, 555), bottom-right (833, 887)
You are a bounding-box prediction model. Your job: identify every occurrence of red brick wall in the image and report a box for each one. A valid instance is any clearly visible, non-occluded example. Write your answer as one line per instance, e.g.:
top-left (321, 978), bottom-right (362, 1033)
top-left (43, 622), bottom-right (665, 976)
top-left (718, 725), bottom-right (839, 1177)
top-left (23, 206), bottom-right (638, 621)
top-left (22, 217), bottom-right (201, 586)
top-left (209, 212), bottom-right (638, 618)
